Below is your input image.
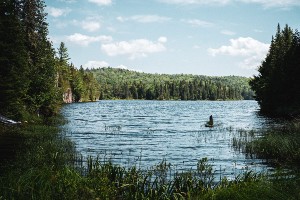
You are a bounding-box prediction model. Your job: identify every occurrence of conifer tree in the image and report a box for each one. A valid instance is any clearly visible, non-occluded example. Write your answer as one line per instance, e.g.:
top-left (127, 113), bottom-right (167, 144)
top-left (0, 0), bottom-right (30, 119)
top-left (250, 24), bottom-right (300, 116)
top-left (21, 0), bottom-right (58, 116)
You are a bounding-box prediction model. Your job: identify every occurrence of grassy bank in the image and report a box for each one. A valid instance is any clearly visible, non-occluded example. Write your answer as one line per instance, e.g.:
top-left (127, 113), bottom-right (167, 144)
top-left (244, 120), bottom-right (300, 169)
top-left (1, 119), bottom-right (300, 199)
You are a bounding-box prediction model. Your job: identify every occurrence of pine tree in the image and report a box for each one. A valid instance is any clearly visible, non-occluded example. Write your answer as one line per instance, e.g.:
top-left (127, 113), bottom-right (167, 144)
top-left (250, 24), bottom-right (300, 116)
top-left (0, 0), bottom-right (30, 119)
top-left (21, 0), bottom-right (58, 116)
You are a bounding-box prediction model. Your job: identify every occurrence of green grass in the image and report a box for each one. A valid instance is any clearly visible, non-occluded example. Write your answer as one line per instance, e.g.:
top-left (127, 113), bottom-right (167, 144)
top-left (0, 118), bottom-right (300, 199)
top-left (245, 121), bottom-right (300, 168)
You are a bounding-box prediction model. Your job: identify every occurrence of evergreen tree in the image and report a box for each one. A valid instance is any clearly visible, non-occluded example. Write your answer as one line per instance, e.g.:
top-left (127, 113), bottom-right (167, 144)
top-left (0, 0), bottom-right (30, 119)
top-left (250, 24), bottom-right (300, 116)
top-left (0, 0), bottom-right (101, 119)
top-left (21, 0), bottom-right (58, 116)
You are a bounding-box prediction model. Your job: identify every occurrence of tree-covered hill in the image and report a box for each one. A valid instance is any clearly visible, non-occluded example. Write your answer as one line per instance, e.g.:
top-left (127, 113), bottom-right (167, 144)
top-left (90, 67), bottom-right (254, 101)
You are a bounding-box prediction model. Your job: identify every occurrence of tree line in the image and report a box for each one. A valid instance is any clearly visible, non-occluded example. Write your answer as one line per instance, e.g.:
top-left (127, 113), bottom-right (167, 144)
top-left (0, 0), bottom-right (99, 120)
top-left (250, 24), bottom-right (300, 116)
top-left (90, 67), bottom-right (254, 101)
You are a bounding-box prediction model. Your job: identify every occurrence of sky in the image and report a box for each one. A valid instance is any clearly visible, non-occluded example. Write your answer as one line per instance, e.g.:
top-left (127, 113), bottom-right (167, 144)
top-left (45, 0), bottom-right (300, 77)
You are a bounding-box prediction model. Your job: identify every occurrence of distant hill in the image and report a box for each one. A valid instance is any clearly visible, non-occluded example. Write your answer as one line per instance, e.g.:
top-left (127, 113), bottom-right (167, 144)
top-left (89, 67), bottom-right (254, 101)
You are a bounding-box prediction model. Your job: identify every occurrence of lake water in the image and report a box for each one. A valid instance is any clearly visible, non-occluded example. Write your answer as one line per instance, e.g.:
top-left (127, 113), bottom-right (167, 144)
top-left (61, 100), bottom-right (273, 179)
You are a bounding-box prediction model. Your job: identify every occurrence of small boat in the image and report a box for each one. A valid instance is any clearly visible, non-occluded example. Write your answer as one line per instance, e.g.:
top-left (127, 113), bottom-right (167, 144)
top-left (205, 115), bottom-right (214, 127)
top-left (205, 122), bottom-right (213, 128)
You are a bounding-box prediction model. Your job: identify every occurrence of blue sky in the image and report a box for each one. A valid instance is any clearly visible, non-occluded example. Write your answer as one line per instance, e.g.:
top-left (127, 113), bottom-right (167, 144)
top-left (45, 0), bottom-right (300, 77)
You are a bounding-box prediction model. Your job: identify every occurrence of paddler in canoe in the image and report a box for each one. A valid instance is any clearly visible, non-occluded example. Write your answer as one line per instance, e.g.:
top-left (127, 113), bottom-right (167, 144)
top-left (205, 115), bottom-right (213, 127)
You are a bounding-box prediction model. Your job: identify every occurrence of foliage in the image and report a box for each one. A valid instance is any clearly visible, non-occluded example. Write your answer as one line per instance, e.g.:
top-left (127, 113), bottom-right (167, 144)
top-left (0, 0), bottom-right (31, 120)
top-left (250, 24), bottom-right (300, 116)
top-left (0, 1), bottom-right (99, 121)
top-left (245, 121), bottom-right (300, 168)
top-left (90, 67), bottom-right (254, 101)
top-left (0, 0), bottom-right (59, 119)
top-left (55, 42), bottom-right (100, 103)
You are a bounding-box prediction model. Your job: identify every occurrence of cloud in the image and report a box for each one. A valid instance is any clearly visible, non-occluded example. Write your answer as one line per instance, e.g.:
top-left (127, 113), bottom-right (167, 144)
top-left (58, 0), bottom-right (77, 3)
top-left (101, 37), bottom-right (167, 59)
top-left (48, 35), bottom-right (60, 45)
top-left (67, 33), bottom-right (113, 46)
top-left (208, 37), bottom-right (269, 69)
top-left (81, 20), bottom-right (101, 32)
top-left (88, 0), bottom-right (112, 6)
top-left (117, 15), bottom-right (171, 23)
top-left (116, 65), bottom-right (143, 72)
top-left (72, 17), bottom-right (102, 32)
top-left (158, 37), bottom-right (168, 43)
top-left (239, 0), bottom-right (300, 8)
top-left (159, 0), bottom-right (300, 8)
top-left (116, 64), bottom-right (128, 70)
top-left (182, 19), bottom-right (214, 27)
top-left (159, 0), bottom-right (230, 6)
top-left (47, 6), bottom-right (71, 17)
top-left (220, 30), bottom-right (236, 36)
top-left (83, 61), bottom-right (109, 69)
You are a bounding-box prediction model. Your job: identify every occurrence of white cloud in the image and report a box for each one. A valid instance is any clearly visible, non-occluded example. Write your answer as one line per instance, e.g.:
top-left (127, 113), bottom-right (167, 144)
top-left (58, 0), bottom-right (77, 3)
top-left (81, 20), bottom-right (101, 32)
top-left (47, 6), bottom-right (71, 17)
top-left (101, 37), bottom-right (167, 59)
top-left (240, 0), bottom-right (300, 8)
top-left (159, 0), bottom-right (300, 8)
top-left (116, 16), bottom-right (125, 22)
top-left (67, 33), bottom-right (113, 46)
top-left (158, 37), bottom-right (168, 43)
top-left (239, 55), bottom-right (264, 69)
top-left (117, 15), bottom-right (171, 23)
top-left (88, 0), bottom-right (112, 6)
top-left (221, 30), bottom-right (236, 36)
top-left (208, 37), bottom-right (269, 69)
top-left (116, 65), bottom-right (143, 72)
top-left (73, 17), bottom-right (102, 32)
top-left (182, 19), bottom-right (214, 27)
top-left (48, 35), bottom-right (60, 45)
top-left (83, 61), bottom-right (110, 69)
top-left (116, 64), bottom-right (128, 70)
top-left (159, 0), bottom-right (230, 5)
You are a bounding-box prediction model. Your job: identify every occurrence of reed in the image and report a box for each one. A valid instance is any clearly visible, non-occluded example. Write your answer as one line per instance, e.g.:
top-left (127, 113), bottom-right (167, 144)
top-left (1, 118), bottom-right (300, 199)
top-left (245, 121), bottom-right (300, 168)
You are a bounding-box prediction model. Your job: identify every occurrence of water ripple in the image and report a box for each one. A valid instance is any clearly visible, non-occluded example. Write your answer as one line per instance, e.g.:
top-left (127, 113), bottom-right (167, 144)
top-left (61, 100), bottom-right (273, 178)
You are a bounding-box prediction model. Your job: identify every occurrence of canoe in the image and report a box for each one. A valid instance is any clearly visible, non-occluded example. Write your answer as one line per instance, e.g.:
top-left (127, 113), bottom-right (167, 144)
top-left (205, 123), bottom-right (213, 128)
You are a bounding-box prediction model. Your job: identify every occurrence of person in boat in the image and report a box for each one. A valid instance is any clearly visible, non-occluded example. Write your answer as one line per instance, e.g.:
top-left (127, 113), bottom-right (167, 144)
top-left (208, 115), bottom-right (213, 126)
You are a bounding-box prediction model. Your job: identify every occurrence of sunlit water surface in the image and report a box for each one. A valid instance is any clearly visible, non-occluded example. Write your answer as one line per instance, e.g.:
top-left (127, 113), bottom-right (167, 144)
top-left (61, 100), bottom-right (274, 179)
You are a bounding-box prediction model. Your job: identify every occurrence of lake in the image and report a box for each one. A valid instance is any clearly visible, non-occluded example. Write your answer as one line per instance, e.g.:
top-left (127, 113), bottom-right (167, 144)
top-left (61, 100), bottom-right (273, 179)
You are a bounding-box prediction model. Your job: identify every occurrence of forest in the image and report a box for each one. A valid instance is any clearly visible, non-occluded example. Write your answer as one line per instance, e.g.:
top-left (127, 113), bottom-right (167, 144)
top-left (0, 0), bottom-right (99, 120)
top-left (90, 67), bottom-right (254, 101)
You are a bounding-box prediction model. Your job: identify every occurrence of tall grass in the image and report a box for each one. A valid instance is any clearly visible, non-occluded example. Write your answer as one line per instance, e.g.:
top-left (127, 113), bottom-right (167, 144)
top-left (1, 118), bottom-right (300, 199)
top-left (245, 120), bottom-right (300, 168)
